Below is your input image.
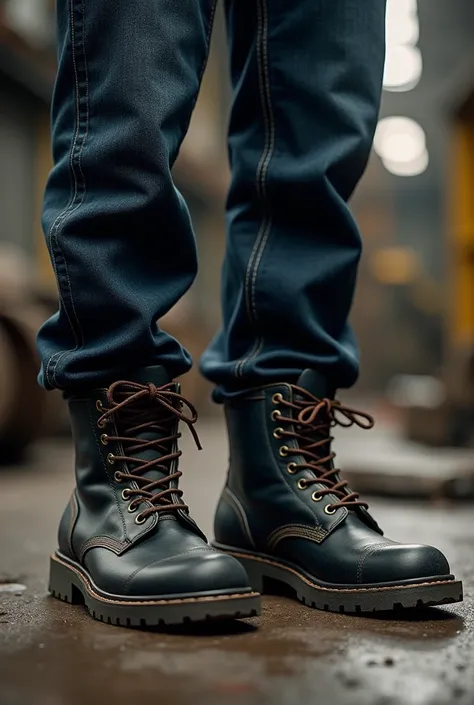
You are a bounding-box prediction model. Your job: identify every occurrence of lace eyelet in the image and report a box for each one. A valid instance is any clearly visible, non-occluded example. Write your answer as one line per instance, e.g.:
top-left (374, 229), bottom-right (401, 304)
top-left (312, 491), bottom-right (323, 502)
top-left (127, 503), bottom-right (138, 514)
top-left (279, 445), bottom-right (289, 457)
top-left (297, 479), bottom-right (307, 490)
top-left (273, 427), bottom-right (284, 440)
top-left (121, 489), bottom-right (131, 501)
top-left (114, 471), bottom-right (122, 483)
top-left (324, 505), bottom-right (337, 515)
top-left (96, 399), bottom-right (103, 412)
top-left (287, 462), bottom-right (298, 475)
top-left (135, 513), bottom-right (147, 525)
top-left (272, 393), bottom-right (283, 405)
top-left (97, 419), bottom-right (106, 429)
top-left (107, 453), bottom-right (116, 465)
top-left (100, 434), bottom-right (109, 445)
top-left (271, 410), bottom-right (281, 421)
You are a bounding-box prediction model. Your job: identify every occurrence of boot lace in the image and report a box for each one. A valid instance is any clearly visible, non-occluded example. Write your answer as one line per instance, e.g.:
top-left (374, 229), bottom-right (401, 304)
top-left (273, 386), bottom-right (374, 512)
top-left (97, 381), bottom-right (201, 522)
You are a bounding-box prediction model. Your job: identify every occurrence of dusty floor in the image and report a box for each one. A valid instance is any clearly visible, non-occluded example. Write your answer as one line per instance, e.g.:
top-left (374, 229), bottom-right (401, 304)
top-left (0, 422), bottom-right (473, 705)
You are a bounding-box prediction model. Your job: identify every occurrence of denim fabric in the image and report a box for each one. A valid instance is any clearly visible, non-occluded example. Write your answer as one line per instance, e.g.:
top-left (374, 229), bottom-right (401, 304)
top-left (37, 0), bottom-right (386, 397)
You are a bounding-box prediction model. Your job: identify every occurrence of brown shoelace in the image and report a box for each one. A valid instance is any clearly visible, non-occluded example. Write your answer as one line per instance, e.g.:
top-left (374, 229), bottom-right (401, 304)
top-left (274, 386), bottom-right (374, 512)
top-left (98, 381), bottom-right (201, 522)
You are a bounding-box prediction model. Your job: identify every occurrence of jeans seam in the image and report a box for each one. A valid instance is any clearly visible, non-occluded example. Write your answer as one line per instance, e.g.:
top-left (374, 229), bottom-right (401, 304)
top-left (235, 0), bottom-right (275, 378)
top-left (45, 0), bottom-right (90, 389)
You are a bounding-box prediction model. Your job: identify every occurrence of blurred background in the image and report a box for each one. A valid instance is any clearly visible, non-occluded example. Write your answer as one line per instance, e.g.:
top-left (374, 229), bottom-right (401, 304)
top-left (1, 5), bottom-right (474, 704)
top-left (0, 0), bottom-right (473, 496)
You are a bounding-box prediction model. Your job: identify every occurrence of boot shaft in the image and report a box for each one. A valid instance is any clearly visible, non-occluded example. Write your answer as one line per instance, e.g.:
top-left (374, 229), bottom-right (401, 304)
top-left (217, 371), bottom-right (383, 551)
top-left (60, 367), bottom-right (205, 562)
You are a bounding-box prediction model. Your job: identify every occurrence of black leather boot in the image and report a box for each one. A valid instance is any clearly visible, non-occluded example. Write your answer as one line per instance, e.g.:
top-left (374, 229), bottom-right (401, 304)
top-left (49, 366), bottom-right (260, 627)
top-left (213, 370), bottom-right (463, 613)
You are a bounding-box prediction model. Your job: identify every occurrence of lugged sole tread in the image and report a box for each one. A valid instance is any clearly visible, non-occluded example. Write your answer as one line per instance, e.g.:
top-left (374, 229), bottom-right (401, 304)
top-left (216, 547), bottom-right (463, 614)
top-left (49, 555), bottom-right (261, 628)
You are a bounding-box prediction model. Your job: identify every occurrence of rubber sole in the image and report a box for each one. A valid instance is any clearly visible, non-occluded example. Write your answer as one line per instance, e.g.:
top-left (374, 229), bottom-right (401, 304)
top-left (213, 544), bottom-right (463, 613)
top-left (49, 553), bottom-right (261, 628)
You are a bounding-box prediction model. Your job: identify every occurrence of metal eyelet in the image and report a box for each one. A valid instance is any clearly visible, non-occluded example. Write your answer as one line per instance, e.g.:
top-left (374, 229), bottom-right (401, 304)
top-left (135, 513), bottom-right (147, 525)
top-left (100, 434), bottom-right (109, 445)
top-left (312, 491), bottom-right (323, 502)
top-left (114, 471), bottom-right (122, 483)
top-left (121, 489), bottom-right (131, 501)
top-left (279, 445), bottom-right (289, 457)
top-left (273, 428), bottom-right (284, 440)
top-left (107, 453), bottom-right (115, 465)
top-left (297, 479), bottom-right (307, 490)
top-left (97, 418), bottom-right (106, 429)
top-left (127, 503), bottom-right (138, 514)
top-left (272, 393), bottom-right (283, 405)
top-left (271, 410), bottom-right (281, 421)
top-left (287, 462), bottom-right (298, 475)
top-left (324, 505), bottom-right (337, 515)
top-left (96, 400), bottom-right (103, 412)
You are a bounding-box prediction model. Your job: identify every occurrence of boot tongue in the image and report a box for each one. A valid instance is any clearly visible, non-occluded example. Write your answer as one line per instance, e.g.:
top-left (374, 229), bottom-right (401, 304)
top-left (296, 369), bottom-right (335, 400)
top-left (111, 367), bottom-right (181, 510)
top-left (293, 370), bottom-right (335, 475)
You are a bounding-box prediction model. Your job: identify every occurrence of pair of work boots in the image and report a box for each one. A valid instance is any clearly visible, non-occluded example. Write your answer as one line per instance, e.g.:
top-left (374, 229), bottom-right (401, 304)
top-left (49, 366), bottom-right (463, 627)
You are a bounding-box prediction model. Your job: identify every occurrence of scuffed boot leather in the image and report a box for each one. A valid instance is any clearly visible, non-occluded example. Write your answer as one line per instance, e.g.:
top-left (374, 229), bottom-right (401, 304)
top-left (49, 366), bottom-right (260, 627)
top-left (213, 370), bottom-right (463, 613)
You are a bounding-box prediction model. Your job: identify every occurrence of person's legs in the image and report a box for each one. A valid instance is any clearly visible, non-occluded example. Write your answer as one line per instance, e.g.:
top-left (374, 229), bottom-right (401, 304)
top-left (43, 0), bottom-right (260, 626)
top-left (38, 0), bottom-right (214, 391)
top-left (209, 0), bottom-right (463, 612)
top-left (201, 0), bottom-right (385, 397)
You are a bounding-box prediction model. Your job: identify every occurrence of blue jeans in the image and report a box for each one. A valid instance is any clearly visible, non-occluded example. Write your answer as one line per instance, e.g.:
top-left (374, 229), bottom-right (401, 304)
top-left (38, 0), bottom-right (386, 400)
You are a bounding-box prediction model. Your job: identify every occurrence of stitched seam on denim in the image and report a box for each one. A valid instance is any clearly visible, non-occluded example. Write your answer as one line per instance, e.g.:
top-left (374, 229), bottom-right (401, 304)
top-left (46, 0), bottom-right (90, 388)
top-left (235, 0), bottom-right (274, 378)
top-left (123, 547), bottom-right (212, 594)
top-left (356, 542), bottom-right (389, 584)
top-left (49, 0), bottom-right (90, 385)
top-left (236, 337), bottom-right (264, 379)
top-left (86, 406), bottom-right (128, 541)
top-left (249, 0), bottom-right (274, 322)
top-left (45, 0), bottom-right (82, 387)
top-left (223, 487), bottom-right (256, 548)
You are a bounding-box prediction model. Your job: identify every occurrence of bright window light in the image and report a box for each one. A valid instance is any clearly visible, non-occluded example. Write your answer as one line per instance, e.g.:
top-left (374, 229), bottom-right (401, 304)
top-left (382, 150), bottom-right (429, 177)
top-left (386, 1), bottom-right (419, 46)
top-left (384, 0), bottom-right (421, 92)
top-left (384, 46), bottom-right (422, 92)
top-left (374, 117), bottom-right (429, 177)
top-left (374, 117), bottom-right (426, 162)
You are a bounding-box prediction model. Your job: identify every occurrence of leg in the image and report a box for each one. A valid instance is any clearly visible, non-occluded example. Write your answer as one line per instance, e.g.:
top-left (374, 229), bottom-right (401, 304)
top-left (201, 0), bottom-right (385, 397)
top-left (210, 0), bottom-right (463, 612)
top-left (44, 0), bottom-right (260, 626)
top-left (39, 0), bottom-right (216, 391)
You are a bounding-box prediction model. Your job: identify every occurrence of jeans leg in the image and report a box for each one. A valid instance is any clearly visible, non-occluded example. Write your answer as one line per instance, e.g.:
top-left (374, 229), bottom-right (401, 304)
top-left (200, 0), bottom-right (386, 400)
top-left (38, 0), bottom-right (218, 390)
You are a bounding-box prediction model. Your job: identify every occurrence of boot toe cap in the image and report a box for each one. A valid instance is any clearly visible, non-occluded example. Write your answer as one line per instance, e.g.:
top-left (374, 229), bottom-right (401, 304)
top-left (359, 543), bottom-right (451, 585)
top-left (126, 549), bottom-right (252, 597)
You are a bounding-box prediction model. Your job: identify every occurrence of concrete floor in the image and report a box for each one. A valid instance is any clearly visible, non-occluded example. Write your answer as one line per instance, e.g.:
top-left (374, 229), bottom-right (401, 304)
top-left (1, 421), bottom-right (473, 705)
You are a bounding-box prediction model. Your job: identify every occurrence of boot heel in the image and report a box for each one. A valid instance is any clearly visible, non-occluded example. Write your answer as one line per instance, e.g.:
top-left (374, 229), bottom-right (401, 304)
top-left (49, 555), bottom-right (84, 605)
